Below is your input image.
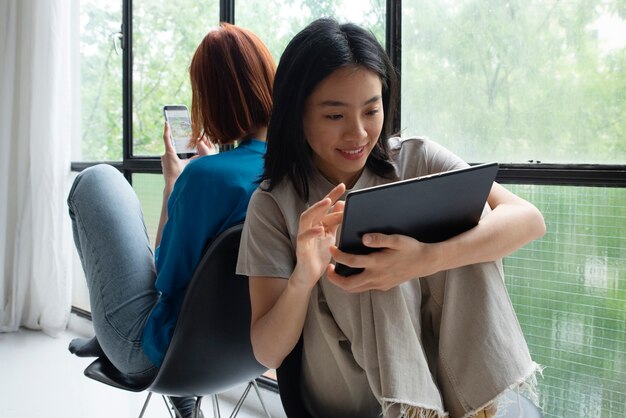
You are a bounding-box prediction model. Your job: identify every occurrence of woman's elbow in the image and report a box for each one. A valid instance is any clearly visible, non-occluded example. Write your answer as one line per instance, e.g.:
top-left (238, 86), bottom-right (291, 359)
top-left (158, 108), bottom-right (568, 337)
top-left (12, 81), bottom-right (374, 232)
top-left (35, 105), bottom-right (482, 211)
top-left (251, 329), bottom-right (285, 370)
top-left (527, 203), bottom-right (547, 240)
top-left (252, 344), bottom-right (284, 370)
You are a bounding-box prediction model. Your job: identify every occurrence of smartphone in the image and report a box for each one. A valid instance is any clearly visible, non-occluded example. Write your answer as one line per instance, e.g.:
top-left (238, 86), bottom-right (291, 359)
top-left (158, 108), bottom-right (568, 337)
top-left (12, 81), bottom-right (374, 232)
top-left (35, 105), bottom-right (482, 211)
top-left (163, 105), bottom-right (197, 159)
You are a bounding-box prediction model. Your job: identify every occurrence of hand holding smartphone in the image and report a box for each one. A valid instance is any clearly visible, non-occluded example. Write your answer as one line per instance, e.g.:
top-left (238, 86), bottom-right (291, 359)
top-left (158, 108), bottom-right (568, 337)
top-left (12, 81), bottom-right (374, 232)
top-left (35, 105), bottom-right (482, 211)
top-left (163, 105), bottom-right (197, 159)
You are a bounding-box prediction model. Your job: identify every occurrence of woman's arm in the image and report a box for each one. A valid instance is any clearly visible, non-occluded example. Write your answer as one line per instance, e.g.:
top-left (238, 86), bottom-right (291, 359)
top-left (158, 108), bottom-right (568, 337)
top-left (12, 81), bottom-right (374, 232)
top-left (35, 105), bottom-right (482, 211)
top-left (155, 184), bottom-right (174, 249)
top-left (328, 182), bottom-right (546, 292)
top-left (442, 182), bottom-right (546, 267)
top-left (249, 273), bottom-right (313, 369)
top-left (249, 184), bottom-right (345, 369)
top-left (155, 122), bottom-right (212, 248)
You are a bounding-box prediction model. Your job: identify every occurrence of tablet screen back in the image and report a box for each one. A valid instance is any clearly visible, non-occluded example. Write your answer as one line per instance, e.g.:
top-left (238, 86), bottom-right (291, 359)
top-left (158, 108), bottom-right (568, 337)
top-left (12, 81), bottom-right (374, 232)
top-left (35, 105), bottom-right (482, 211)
top-left (335, 162), bottom-right (498, 276)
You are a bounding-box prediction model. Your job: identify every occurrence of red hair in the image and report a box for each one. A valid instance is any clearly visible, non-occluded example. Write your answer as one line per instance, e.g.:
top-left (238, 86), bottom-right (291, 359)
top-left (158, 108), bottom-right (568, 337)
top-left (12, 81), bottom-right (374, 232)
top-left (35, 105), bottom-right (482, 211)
top-left (189, 23), bottom-right (275, 145)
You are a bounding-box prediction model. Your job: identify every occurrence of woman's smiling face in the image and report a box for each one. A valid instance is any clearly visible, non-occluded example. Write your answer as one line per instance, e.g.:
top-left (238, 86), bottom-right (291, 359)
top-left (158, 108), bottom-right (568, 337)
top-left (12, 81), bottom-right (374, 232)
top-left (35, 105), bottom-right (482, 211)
top-left (302, 65), bottom-right (384, 188)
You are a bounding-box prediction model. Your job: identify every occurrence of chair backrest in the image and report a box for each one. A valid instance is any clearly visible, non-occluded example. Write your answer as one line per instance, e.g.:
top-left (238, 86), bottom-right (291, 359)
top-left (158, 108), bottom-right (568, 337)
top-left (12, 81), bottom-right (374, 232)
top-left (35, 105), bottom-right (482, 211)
top-left (150, 222), bottom-right (266, 396)
top-left (276, 335), bottom-right (313, 418)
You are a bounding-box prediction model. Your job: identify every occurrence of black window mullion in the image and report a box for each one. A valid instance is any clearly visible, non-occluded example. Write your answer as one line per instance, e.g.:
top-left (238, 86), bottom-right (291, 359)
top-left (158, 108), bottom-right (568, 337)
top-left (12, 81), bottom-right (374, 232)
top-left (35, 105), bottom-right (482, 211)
top-left (386, 0), bottom-right (401, 135)
top-left (122, 0), bottom-right (133, 183)
top-left (496, 164), bottom-right (626, 187)
top-left (220, 0), bottom-right (235, 23)
top-left (123, 158), bottom-right (163, 174)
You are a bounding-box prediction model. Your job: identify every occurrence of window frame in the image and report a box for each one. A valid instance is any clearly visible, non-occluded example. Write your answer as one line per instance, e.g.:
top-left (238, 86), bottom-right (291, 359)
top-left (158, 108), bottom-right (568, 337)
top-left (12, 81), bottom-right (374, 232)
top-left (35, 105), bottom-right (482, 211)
top-left (71, 0), bottom-right (626, 186)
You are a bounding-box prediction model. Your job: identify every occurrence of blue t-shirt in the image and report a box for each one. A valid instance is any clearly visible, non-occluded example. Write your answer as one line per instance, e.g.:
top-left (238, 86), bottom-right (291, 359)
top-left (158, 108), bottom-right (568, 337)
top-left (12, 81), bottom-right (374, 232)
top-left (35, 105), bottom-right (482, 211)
top-left (141, 139), bottom-right (266, 367)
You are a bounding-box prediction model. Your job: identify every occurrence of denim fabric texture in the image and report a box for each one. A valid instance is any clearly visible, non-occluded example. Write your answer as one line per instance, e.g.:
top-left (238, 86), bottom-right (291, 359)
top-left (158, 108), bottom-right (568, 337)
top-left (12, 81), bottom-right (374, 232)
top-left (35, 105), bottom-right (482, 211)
top-left (68, 164), bottom-right (158, 379)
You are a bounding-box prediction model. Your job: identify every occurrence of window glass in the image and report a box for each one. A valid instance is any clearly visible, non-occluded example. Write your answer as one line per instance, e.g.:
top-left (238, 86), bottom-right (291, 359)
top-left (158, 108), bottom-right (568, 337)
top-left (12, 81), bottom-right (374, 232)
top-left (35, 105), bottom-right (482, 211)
top-left (237, 0), bottom-right (385, 63)
top-left (401, 0), bottom-right (626, 164)
top-left (505, 184), bottom-right (626, 418)
top-left (79, 0), bottom-right (123, 161)
top-left (132, 1), bottom-right (218, 157)
top-left (132, 173), bottom-right (165, 248)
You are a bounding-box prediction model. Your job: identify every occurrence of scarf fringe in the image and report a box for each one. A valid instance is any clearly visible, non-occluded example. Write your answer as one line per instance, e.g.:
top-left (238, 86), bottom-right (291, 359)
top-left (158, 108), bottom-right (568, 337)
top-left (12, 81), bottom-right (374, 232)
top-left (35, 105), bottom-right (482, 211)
top-left (461, 361), bottom-right (544, 418)
top-left (381, 399), bottom-right (448, 418)
top-left (381, 362), bottom-right (543, 418)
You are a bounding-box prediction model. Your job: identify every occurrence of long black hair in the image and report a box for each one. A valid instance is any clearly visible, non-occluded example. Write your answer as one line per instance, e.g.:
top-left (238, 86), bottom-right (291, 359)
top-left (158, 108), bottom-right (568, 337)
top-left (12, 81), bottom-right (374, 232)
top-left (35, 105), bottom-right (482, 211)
top-left (262, 18), bottom-right (399, 201)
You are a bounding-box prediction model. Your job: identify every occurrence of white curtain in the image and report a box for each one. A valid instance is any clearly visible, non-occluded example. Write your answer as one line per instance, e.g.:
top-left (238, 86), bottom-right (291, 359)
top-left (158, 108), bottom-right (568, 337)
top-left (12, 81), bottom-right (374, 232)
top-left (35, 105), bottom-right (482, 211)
top-left (0, 0), bottom-right (78, 335)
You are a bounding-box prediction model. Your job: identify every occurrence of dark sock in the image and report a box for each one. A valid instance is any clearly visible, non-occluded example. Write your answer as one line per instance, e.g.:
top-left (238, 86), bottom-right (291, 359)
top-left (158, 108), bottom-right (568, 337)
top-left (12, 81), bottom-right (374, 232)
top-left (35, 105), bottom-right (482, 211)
top-left (169, 396), bottom-right (203, 418)
top-left (68, 336), bottom-right (105, 358)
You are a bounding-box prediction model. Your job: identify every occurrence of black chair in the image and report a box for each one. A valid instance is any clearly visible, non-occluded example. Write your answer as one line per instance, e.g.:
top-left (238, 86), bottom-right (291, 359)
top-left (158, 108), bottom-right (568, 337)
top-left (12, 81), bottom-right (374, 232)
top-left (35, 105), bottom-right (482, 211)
top-left (276, 338), bottom-right (542, 418)
top-left (275, 336), bottom-right (312, 418)
top-left (82, 223), bottom-right (271, 418)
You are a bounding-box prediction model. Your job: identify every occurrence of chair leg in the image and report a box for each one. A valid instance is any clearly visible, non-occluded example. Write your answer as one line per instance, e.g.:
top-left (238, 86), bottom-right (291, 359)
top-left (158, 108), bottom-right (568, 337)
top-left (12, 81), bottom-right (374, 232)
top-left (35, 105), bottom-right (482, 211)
top-left (212, 394), bottom-right (221, 418)
top-left (229, 382), bottom-right (252, 418)
top-left (137, 392), bottom-right (153, 418)
top-left (229, 379), bottom-right (271, 418)
top-left (165, 395), bottom-right (183, 418)
top-left (251, 380), bottom-right (272, 418)
top-left (193, 396), bottom-right (204, 418)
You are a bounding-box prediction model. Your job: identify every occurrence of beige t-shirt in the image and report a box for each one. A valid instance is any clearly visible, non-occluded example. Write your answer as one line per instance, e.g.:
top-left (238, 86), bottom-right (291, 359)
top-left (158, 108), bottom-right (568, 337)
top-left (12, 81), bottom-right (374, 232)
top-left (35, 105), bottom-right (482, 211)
top-left (236, 137), bottom-right (467, 278)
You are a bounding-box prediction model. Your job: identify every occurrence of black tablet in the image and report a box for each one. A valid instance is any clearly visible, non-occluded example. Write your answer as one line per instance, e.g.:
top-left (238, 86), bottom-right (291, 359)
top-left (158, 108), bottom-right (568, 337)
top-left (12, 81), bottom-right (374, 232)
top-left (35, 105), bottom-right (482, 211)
top-left (335, 162), bottom-right (499, 276)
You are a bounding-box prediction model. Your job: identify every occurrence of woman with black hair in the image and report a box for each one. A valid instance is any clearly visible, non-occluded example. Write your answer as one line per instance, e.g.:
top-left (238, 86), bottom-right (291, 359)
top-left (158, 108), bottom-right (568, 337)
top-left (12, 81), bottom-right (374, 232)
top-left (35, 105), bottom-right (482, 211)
top-left (237, 18), bottom-right (545, 418)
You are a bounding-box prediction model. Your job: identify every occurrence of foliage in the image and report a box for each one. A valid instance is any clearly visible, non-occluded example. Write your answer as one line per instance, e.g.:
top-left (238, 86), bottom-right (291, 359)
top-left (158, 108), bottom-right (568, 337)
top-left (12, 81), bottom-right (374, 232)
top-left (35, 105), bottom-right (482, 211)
top-left (80, 0), bottom-right (625, 163)
top-left (79, 2), bottom-right (123, 161)
top-left (401, 0), bottom-right (626, 164)
top-left (131, 0), bottom-right (218, 156)
top-left (80, 0), bottom-right (217, 160)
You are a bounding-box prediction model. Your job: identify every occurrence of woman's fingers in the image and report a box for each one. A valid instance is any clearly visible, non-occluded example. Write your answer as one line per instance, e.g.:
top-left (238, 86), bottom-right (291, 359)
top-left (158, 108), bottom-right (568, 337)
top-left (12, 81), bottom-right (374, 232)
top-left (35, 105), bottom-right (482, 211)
top-left (196, 139), bottom-right (212, 156)
top-left (329, 246), bottom-right (366, 269)
top-left (329, 199), bottom-right (345, 214)
top-left (300, 183), bottom-right (346, 227)
top-left (162, 122), bottom-right (175, 153)
top-left (298, 225), bottom-right (326, 242)
top-left (294, 184), bottom-right (348, 285)
top-left (321, 210), bottom-right (344, 231)
top-left (300, 197), bottom-right (332, 230)
top-left (327, 183), bottom-right (346, 205)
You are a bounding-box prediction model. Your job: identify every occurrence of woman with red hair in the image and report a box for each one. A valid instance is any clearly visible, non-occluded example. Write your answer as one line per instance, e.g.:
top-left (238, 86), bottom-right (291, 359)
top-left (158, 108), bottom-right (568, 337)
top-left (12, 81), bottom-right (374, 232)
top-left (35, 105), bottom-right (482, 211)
top-left (67, 23), bottom-right (275, 418)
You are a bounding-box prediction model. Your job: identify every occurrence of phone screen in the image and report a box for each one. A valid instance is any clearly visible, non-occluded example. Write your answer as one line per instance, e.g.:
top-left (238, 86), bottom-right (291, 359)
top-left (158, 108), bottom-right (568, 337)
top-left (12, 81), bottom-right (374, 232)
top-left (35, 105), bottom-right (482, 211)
top-left (163, 105), bottom-right (196, 157)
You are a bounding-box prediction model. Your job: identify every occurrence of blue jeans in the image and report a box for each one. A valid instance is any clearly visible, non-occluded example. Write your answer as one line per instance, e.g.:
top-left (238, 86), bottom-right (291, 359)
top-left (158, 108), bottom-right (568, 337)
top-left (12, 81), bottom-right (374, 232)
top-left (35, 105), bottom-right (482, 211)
top-left (68, 164), bottom-right (158, 381)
